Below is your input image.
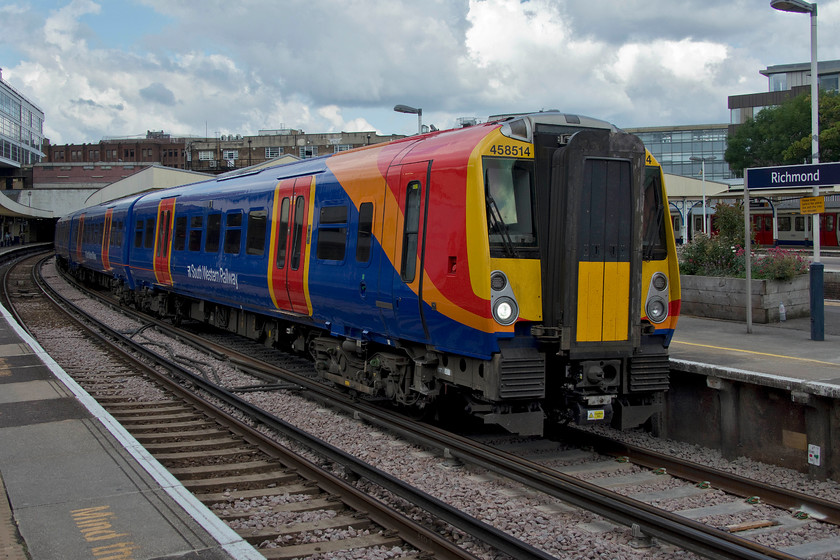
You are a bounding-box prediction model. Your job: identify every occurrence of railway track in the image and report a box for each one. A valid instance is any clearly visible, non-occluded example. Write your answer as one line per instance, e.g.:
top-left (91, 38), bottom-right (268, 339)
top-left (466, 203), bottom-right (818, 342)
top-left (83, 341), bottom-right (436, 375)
top-left (5, 253), bottom-right (550, 560)
top-left (12, 253), bottom-right (840, 560)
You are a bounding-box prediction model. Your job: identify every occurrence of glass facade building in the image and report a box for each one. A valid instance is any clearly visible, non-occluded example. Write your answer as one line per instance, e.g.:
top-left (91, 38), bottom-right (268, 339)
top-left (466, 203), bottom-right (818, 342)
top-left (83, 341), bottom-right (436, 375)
top-left (626, 125), bottom-right (734, 183)
top-left (0, 71), bottom-right (45, 170)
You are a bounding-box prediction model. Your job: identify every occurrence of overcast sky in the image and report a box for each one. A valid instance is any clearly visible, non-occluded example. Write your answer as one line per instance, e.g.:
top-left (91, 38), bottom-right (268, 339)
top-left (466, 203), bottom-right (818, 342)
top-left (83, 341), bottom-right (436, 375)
top-left (2, 0), bottom-right (840, 144)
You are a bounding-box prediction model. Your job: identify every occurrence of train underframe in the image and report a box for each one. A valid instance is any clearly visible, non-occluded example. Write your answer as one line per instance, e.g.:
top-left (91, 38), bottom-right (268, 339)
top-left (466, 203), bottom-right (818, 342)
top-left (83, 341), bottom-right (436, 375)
top-left (63, 263), bottom-right (668, 437)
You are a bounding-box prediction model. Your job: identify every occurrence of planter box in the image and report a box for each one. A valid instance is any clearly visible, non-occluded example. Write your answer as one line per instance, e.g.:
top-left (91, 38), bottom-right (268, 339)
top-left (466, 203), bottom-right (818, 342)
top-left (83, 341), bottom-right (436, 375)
top-left (680, 274), bottom-right (810, 323)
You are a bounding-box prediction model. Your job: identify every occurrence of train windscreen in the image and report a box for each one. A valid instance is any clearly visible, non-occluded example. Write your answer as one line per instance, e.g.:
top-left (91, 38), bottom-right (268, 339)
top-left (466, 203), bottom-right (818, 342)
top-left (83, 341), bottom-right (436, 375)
top-left (484, 157), bottom-right (538, 258)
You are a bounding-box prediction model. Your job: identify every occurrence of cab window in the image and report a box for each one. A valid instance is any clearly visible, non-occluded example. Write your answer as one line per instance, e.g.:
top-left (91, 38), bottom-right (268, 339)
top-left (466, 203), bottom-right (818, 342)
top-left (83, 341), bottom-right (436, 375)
top-left (483, 157), bottom-right (537, 258)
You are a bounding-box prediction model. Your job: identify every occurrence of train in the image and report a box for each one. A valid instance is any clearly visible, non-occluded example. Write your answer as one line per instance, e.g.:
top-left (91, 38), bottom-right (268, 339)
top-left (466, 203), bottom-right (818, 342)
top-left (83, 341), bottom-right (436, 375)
top-left (54, 111), bottom-right (681, 436)
top-left (671, 197), bottom-right (840, 248)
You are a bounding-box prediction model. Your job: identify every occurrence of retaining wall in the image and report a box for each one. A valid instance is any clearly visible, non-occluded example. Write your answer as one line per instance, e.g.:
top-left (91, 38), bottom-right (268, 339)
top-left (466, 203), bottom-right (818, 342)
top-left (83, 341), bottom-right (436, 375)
top-left (680, 274), bottom-right (810, 323)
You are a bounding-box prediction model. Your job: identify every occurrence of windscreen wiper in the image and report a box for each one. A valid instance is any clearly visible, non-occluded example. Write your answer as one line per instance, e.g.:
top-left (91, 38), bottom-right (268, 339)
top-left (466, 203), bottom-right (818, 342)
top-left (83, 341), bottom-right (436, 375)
top-left (486, 193), bottom-right (517, 258)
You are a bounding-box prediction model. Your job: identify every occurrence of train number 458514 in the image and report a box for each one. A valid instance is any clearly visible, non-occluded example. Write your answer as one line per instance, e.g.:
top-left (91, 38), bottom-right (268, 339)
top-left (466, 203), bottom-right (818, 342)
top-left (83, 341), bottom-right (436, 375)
top-left (489, 144), bottom-right (531, 157)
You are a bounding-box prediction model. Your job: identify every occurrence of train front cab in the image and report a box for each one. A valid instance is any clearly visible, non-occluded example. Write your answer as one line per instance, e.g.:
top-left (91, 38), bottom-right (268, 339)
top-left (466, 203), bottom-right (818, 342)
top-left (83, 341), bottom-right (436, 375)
top-left (469, 115), bottom-right (679, 434)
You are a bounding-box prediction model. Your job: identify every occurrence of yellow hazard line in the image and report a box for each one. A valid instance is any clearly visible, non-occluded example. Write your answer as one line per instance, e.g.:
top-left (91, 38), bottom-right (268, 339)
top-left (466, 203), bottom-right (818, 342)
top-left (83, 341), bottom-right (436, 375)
top-left (672, 340), bottom-right (840, 367)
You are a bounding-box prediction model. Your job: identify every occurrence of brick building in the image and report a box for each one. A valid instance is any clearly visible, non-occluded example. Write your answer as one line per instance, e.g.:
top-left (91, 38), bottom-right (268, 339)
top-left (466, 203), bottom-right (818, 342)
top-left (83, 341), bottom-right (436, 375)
top-left (45, 129), bottom-right (405, 174)
top-left (43, 130), bottom-right (187, 169)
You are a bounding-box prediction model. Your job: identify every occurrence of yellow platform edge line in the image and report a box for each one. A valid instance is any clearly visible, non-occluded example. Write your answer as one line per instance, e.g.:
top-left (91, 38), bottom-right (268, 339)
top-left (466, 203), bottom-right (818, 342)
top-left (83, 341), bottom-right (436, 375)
top-left (672, 340), bottom-right (840, 367)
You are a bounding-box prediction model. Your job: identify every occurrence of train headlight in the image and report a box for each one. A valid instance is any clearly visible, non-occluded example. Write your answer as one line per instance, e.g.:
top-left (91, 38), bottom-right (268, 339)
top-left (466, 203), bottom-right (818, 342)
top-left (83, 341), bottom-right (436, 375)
top-left (644, 273), bottom-right (669, 324)
top-left (490, 271), bottom-right (519, 326)
top-left (652, 273), bottom-right (668, 291)
top-left (491, 271), bottom-right (507, 292)
top-left (493, 296), bottom-right (519, 326)
top-left (646, 297), bottom-right (668, 324)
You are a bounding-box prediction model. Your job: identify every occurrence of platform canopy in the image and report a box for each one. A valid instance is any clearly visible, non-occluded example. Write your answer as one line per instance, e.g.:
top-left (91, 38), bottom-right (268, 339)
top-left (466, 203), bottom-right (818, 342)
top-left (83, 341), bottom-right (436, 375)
top-left (0, 190), bottom-right (53, 219)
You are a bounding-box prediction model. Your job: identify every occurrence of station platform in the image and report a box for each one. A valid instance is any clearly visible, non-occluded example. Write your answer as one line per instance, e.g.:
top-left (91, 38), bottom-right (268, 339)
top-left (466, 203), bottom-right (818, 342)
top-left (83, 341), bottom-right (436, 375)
top-left (670, 302), bottom-right (840, 398)
top-left (0, 303), bottom-right (262, 560)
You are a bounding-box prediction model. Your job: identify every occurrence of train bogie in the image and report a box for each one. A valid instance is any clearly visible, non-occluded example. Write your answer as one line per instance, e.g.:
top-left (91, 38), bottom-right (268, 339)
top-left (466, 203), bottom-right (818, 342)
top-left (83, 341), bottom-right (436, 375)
top-left (55, 111), bottom-right (681, 436)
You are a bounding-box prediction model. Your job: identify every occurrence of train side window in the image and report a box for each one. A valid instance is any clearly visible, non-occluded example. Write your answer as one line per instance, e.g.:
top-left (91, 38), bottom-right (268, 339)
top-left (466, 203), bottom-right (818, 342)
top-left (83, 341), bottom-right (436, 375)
top-left (134, 221), bottom-right (143, 248)
top-left (276, 198), bottom-right (290, 269)
top-left (144, 218), bottom-right (155, 249)
top-left (188, 216), bottom-right (203, 251)
top-left (642, 167), bottom-right (667, 259)
top-left (173, 216), bottom-right (187, 251)
top-left (290, 196), bottom-right (305, 270)
top-left (778, 217), bottom-right (791, 232)
top-left (224, 212), bottom-right (243, 254)
top-left (246, 210), bottom-right (267, 256)
top-left (110, 220), bottom-right (118, 248)
top-left (827, 215), bottom-right (835, 232)
top-left (316, 205), bottom-right (348, 261)
top-left (795, 216), bottom-right (805, 232)
top-left (206, 213), bottom-right (222, 253)
top-left (356, 202), bottom-right (374, 263)
top-left (401, 181), bottom-right (421, 282)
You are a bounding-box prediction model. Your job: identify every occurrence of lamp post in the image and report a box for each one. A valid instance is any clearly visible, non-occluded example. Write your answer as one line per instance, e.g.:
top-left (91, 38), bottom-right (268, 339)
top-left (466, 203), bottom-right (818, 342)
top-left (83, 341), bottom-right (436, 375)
top-left (394, 104), bottom-right (423, 135)
top-left (689, 156), bottom-right (716, 235)
top-left (771, 0), bottom-right (823, 340)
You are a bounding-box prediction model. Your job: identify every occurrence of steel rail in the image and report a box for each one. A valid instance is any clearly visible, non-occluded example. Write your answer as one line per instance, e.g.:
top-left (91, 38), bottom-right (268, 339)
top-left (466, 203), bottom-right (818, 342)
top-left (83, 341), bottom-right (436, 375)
top-left (556, 426), bottom-right (840, 526)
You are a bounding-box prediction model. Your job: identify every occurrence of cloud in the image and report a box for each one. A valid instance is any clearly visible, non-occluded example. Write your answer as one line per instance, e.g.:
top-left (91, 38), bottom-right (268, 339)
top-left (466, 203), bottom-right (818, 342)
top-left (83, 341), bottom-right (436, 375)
top-left (2, 0), bottom-right (840, 143)
top-left (139, 82), bottom-right (176, 106)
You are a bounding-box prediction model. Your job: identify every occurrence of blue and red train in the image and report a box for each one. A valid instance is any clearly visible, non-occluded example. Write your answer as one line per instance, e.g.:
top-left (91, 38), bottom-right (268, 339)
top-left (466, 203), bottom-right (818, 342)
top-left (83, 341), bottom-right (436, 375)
top-left (55, 111), bottom-right (681, 436)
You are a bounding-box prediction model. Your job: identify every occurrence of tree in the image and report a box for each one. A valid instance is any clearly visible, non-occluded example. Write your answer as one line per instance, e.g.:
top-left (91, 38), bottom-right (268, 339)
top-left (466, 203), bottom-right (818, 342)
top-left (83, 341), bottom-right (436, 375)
top-left (725, 90), bottom-right (840, 176)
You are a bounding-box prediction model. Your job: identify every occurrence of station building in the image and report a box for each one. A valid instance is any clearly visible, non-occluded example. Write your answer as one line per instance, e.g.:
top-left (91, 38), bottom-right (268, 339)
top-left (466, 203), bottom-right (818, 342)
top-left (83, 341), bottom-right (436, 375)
top-left (0, 69), bottom-right (50, 243)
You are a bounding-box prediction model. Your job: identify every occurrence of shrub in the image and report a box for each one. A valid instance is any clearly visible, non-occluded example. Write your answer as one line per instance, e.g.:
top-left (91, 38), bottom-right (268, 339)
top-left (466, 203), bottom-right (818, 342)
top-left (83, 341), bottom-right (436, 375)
top-left (677, 204), bottom-right (809, 281)
top-left (752, 246), bottom-right (810, 281)
top-left (678, 233), bottom-right (743, 277)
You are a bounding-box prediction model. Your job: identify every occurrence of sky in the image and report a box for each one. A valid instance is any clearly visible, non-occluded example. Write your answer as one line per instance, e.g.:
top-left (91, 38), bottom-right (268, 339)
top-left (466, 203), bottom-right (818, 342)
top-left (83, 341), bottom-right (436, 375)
top-left (2, 0), bottom-right (840, 145)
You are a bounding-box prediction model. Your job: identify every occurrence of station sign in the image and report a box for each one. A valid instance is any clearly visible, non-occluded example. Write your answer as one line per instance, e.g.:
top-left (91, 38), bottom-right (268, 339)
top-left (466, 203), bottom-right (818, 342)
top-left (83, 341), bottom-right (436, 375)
top-left (745, 161), bottom-right (840, 190)
top-left (800, 196), bottom-right (825, 214)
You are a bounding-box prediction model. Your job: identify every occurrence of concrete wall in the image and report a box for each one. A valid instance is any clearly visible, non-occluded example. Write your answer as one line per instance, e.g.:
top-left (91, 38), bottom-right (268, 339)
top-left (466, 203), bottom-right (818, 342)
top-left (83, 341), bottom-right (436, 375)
top-left (667, 364), bottom-right (839, 481)
top-left (6, 189), bottom-right (97, 217)
top-left (680, 274), bottom-right (810, 322)
top-left (826, 272), bottom-right (840, 300)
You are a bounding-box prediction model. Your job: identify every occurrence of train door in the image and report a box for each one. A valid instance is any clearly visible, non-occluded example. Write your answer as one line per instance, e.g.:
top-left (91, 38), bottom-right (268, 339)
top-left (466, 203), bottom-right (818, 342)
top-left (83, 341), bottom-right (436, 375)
top-left (575, 158), bottom-right (632, 343)
top-left (153, 197), bottom-right (176, 286)
top-left (268, 176), bottom-right (312, 315)
top-left (74, 213), bottom-right (86, 264)
top-left (671, 214), bottom-right (682, 245)
top-left (102, 208), bottom-right (113, 271)
top-left (377, 162), bottom-right (430, 340)
top-left (820, 213), bottom-right (839, 247)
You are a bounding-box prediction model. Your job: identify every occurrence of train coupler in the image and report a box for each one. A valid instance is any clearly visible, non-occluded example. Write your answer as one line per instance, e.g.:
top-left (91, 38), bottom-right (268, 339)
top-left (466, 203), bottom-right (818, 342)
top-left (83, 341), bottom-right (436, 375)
top-left (571, 395), bottom-right (615, 425)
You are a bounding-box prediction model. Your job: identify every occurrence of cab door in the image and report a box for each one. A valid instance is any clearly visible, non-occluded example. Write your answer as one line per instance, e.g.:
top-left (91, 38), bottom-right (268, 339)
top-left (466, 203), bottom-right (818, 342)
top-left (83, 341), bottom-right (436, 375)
top-left (268, 176), bottom-right (312, 315)
top-left (153, 197), bottom-right (176, 286)
top-left (377, 161), bottom-right (431, 340)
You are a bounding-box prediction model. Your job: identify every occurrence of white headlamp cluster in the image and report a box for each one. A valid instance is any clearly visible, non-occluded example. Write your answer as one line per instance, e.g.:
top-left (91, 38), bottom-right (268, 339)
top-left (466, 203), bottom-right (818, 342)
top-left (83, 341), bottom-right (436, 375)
top-left (645, 272), bottom-right (669, 324)
top-left (491, 271), bottom-right (519, 326)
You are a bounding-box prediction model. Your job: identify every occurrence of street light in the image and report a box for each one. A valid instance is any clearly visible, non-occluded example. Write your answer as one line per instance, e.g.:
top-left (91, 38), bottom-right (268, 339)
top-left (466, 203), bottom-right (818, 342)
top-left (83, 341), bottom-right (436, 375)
top-left (394, 104), bottom-right (423, 135)
top-left (771, 0), bottom-right (819, 257)
top-left (771, 0), bottom-right (824, 340)
top-left (689, 156), bottom-right (716, 235)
